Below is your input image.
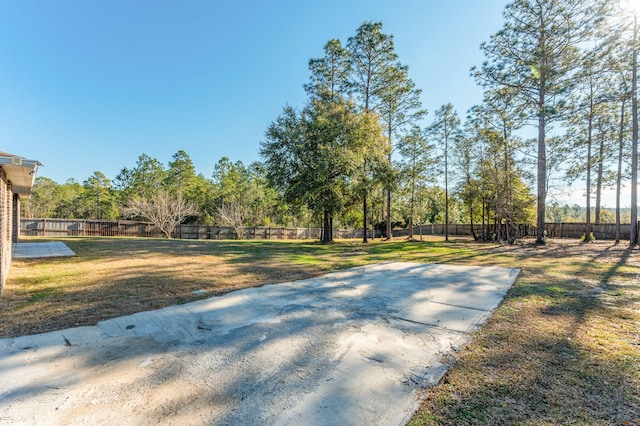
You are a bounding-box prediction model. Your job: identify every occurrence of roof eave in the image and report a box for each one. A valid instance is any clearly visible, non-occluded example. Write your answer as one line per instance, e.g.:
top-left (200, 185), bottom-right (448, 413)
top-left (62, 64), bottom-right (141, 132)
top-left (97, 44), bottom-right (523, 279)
top-left (0, 156), bottom-right (43, 198)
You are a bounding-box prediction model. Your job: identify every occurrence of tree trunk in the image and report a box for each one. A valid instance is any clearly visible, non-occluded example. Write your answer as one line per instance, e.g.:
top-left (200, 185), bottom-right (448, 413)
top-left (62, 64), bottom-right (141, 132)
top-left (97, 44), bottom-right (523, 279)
top-left (585, 111), bottom-right (593, 242)
top-left (385, 139), bottom-right (392, 241)
top-left (380, 188), bottom-right (385, 237)
top-left (370, 206), bottom-right (375, 240)
top-left (330, 215), bottom-right (333, 242)
top-left (444, 142), bottom-right (449, 242)
top-left (616, 99), bottom-right (625, 244)
top-left (502, 123), bottom-right (512, 242)
top-left (536, 88), bottom-right (547, 245)
top-left (481, 199), bottom-right (486, 241)
top-left (386, 189), bottom-right (392, 240)
top-left (595, 135), bottom-right (604, 224)
top-left (629, 13), bottom-right (638, 247)
top-left (362, 192), bottom-right (368, 243)
top-left (322, 210), bottom-right (333, 243)
top-left (469, 199), bottom-right (477, 241)
top-left (408, 175), bottom-right (415, 240)
top-left (631, 16), bottom-right (639, 247)
top-left (505, 219), bottom-right (510, 244)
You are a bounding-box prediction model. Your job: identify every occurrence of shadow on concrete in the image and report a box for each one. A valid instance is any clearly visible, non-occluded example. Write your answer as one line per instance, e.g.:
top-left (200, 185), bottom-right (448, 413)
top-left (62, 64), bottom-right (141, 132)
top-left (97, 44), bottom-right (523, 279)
top-left (0, 262), bottom-right (518, 425)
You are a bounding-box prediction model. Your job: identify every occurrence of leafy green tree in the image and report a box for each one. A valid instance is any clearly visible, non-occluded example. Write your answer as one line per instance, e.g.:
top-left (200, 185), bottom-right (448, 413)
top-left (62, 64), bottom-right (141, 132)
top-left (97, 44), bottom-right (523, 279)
top-left (295, 31), bottom-right (394, 242)
top-left (116, 153), bottom-right (202, 228)
top-left (467, 86), bottom-right (531, 242)
top-left (246, 161), bottom-right (282, 227)
top-left (262, 95), bottom-right (375, 242)
top-left (418, 186), bottom-right (446, 225)
top-left (615, 73), bottom-right (632, 242)
top-left (165, 150), bottom-right (198, 196)
top-left (22, 177), bottom-right (59, 218)
top-left (212, 157), bottom-right (251, 208)
top-left (114, 153), bottom-right (166, 200)
top-left (587, 19), bottom-right (629, 226)
top-left (592, 104), bottom-right (620, 223)
top-left (472, 119), bottom-right (535, 242)
top-left (83, 171), bottom-right (118, 219)
top-left (590, 11), bottom-right (634, 242)
top-left (350, 110), bottom-right (391, 241)
top-left (186, 173), bottom-right (215, 224)
top-left (211, 157), bottom-right (270, 234)
top-left (53, 179), bottom-right (86, 218)
top-left (347, 21), bottom-right (400, 240)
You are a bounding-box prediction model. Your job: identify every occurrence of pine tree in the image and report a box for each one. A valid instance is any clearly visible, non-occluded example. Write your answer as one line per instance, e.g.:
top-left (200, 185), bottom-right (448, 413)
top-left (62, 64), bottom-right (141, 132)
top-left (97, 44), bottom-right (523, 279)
top-left (427, 103), bottom-right (461, 241)
top-left (473, 0), bottom-right (599, 244)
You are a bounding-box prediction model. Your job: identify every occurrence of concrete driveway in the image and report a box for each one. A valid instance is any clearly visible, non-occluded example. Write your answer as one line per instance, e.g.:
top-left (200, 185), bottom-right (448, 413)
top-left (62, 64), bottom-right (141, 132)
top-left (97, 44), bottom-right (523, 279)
top-left (0, 262), bottom-right (519, 425)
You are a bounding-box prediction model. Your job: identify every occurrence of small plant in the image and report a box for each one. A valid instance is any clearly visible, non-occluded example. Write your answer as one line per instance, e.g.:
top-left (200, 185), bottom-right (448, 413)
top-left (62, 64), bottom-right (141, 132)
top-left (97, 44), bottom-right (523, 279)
top-left (579, 232), bottom-right (596, 242)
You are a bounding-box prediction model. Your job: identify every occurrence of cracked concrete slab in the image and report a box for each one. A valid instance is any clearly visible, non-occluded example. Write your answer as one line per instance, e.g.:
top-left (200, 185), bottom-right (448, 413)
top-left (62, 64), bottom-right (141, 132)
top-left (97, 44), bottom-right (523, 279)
top-left (0, 262), bottom-right (519, 425)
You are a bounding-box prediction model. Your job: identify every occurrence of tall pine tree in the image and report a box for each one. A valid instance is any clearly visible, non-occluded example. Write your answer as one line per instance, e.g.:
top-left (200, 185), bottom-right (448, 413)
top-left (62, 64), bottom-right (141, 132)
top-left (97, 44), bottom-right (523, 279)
top-left (474, 0), bottom-right (598, 244)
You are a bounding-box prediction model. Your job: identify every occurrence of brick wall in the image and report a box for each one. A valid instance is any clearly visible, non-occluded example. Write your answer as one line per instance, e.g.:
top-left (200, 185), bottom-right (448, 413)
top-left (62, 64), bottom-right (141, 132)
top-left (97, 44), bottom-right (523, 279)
top-left (0, 168), bottom-right (12, 296)
top-left (12, 193), bottom-right (19, 243)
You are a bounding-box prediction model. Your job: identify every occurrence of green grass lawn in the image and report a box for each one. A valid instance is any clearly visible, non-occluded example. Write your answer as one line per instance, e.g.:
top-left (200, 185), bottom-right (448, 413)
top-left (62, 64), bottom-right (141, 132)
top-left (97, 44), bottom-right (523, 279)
top-left (3, 236), bottom-right (639, 425)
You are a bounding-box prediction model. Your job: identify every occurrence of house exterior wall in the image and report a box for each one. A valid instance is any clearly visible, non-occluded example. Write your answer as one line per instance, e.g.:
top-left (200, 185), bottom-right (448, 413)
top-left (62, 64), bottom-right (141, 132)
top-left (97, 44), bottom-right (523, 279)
top-left (12, 193), bottom-right (19, 243)
top-left (0, 168), bottom-right (12, 296)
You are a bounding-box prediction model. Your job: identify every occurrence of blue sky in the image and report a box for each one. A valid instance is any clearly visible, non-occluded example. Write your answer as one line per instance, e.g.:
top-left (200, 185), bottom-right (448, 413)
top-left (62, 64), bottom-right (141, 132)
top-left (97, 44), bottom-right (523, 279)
top-left (1, 0), bottom-right (508, 185)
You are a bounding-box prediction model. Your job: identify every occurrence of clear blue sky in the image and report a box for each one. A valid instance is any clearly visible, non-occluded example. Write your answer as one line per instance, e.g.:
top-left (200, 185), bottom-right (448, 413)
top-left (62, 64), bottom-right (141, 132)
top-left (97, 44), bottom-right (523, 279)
top-left (1, 0), bottom-right (508, 184)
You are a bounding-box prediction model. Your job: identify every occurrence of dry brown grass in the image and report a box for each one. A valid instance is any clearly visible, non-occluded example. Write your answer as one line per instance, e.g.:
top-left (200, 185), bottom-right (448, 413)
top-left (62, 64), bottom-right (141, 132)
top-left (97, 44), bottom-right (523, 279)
top-left (2, 237), bottom-right (351, 336)
top-left (3, 236), bottom-right (639, 424)
top-left (409, 240), bottom-right (640, 425)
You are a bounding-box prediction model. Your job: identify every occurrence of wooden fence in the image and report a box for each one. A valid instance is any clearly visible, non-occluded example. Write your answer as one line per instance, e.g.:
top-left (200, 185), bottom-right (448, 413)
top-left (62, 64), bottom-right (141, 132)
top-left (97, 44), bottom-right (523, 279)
top-left (21, 218), bottom-right (165, 238)
top-left (19, 218), bottom-right (372, 240)
top-left (392, 223), bottom-right (534, 238)
top-left (543, 222), bottom-right (634, 240)
top-left (20, 218), bottom-right (638, 241)
top-left (392, 222), bottom-right (635, 241)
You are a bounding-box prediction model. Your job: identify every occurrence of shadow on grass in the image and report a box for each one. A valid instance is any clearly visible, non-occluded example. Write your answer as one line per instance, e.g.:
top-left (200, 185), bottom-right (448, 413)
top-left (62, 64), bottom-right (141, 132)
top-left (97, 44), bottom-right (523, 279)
top-left (410, 242), bottom-right (640, 425)
top-left (8, 237), bottom-right (639, 423)
top-left (1, 261), bottom-right (513, 424)
top-left (3, 237), bottom-right (501, 338)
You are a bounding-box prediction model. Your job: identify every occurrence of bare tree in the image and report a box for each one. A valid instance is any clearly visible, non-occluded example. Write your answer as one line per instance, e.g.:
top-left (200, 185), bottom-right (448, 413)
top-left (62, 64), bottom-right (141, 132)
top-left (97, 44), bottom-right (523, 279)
top-left (217, 203), bottom-right (246, 239)
top-left (125, 189), bottom-right (197, 238)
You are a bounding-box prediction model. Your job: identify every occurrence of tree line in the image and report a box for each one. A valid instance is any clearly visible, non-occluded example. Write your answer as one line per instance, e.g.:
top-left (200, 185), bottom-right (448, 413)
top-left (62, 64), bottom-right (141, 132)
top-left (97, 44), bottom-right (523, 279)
top-left (24, 148), bottom-right (612, 238)
top-left (470, 0), bottom-right (637, 245)
top-left (24, 1), bottom-right (640, 244)
top-left (262, 2), bottom-right (640, 244)
top-left (22, 149), bottom-right (451, 236)
top-left (24, 152), bottom-right (299, 237)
